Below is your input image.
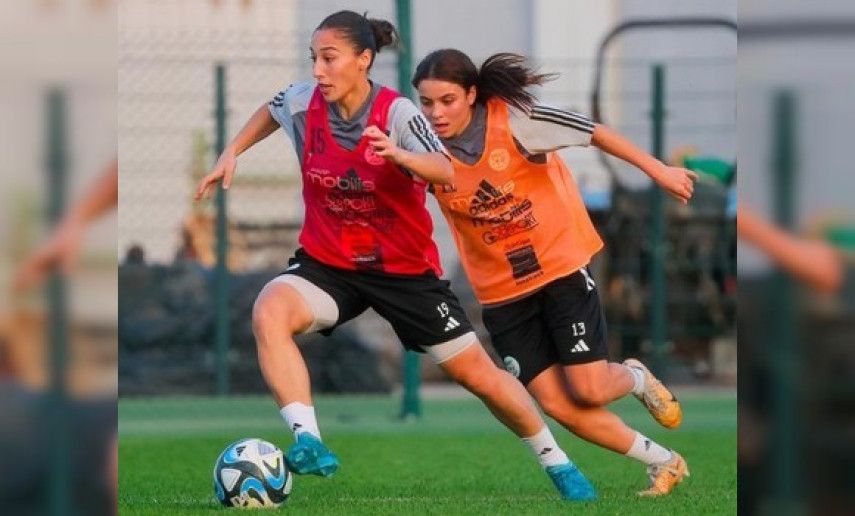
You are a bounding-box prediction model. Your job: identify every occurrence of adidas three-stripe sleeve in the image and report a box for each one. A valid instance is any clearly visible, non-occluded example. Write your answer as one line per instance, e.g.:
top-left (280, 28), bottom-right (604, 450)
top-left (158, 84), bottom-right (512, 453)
top-left (508, 103), bottom-right (596, 154)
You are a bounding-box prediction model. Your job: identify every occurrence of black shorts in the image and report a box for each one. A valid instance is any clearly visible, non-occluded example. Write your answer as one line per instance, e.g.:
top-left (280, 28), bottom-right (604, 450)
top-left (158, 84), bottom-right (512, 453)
top-left (482, 268), bottom-right (608, 385)
top-left (278, 249), bottom-right (474, 351)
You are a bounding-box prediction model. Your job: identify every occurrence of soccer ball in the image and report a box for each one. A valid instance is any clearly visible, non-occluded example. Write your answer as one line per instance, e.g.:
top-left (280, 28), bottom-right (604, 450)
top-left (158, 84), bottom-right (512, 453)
top-left (213, 438), bottom-right (293, 508)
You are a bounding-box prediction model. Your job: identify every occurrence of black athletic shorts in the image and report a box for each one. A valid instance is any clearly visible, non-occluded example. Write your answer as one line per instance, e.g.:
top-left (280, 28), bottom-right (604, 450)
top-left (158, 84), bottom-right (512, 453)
top-left (482, 268), bottom-right (608, 385)
top-left (278, 248), bottom-right (474, 351)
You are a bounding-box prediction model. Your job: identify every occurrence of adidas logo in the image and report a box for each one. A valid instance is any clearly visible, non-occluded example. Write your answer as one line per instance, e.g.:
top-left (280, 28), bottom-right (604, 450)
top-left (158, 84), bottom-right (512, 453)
top-left (444, 317), bottom-right (461, 332)
top-left (468, 179), bottom-right (513, 216)
top-left (570, 339), bottom-right (590, 353)
top-left (538, 447), bottom-right (553, 456)
top-left (579, 267), bottom-right (596, 291)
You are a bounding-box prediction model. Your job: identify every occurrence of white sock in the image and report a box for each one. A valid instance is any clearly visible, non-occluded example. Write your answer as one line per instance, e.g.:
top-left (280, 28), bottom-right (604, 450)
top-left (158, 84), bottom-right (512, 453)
top-left (627, 365), bottom-right (645, 396)
top-left (279, 402), bottom-right (321, 440)
top-left (625, 432), bottom-right (672, 465)
top-left (522, 426), bottom-right (570, 468)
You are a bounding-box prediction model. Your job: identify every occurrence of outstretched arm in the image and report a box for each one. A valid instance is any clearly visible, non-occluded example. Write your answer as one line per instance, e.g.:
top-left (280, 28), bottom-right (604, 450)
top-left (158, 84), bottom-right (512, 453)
top-left (591, 124), bottom-right (698, 204)
top-left (14, 158), bottom-right (118, 290)
top-left (195, 104), bottom-right (280, 200)
top-left (737, 204), bottom-right (844, 294)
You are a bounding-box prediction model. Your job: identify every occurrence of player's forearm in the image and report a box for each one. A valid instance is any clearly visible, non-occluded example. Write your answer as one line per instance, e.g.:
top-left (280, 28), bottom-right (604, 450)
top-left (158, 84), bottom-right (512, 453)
top-left (737, 205), bottom-right (805, 263)
top-left (591, 124), bottom-right (664, 179)
top-left (66, 158), bottom-right (118, 225)
top-left (393, 150), bottom-right (454, 184)
top-left (225, 104), bottom-right (280, 157)
top-left (736, 205), bottom-right (775, 247)
top-left (737, 204), bottom-right (844, 292)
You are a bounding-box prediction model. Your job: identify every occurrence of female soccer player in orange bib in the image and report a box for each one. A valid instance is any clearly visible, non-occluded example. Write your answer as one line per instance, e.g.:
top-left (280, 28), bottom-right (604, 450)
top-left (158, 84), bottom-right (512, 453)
top-left (195, 13), bottom-right (596, 501)
top-left (414, 50), bottom-right (697, 496)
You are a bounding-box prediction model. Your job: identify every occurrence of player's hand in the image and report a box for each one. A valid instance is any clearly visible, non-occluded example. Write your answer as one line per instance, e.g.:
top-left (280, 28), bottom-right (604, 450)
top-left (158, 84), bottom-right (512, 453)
top-left (13, 216), bottom-right (85, 291)
top-left (651, 165), bottom-right (698, 204)
top-left (362, 125), bottom-right (400, 163)
top-left (195, 150), bottom-right (237, 201)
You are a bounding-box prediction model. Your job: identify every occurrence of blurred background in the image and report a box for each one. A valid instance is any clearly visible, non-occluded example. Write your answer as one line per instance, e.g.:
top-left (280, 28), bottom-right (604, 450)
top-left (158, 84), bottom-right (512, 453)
top-left (738, 1), bottom-right (855, 514)
top-left (117, 0), bottom-right (737, 397)
top-left (0, 1), bottom-right (117, 514)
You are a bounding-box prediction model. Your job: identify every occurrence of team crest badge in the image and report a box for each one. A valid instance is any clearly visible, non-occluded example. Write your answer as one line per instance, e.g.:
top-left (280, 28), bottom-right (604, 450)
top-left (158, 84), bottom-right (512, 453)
top-left (364, 145), bottom-right (386, 166)
top-left (503, 356), bottom-right (521, 378)
top-left (488, 148), bottom-right (510, 171)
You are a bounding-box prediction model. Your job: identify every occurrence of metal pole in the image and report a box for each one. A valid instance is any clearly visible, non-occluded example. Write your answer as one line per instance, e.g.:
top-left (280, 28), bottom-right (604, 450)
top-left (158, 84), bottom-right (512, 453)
top-left (46, 87), bottom-right (70, 516)
top-left (396, 0), bottom-right (421, 419)
top-left (649, 65), bottom-right (668, 377)
top-left (214, 64), bottom-right (230, 395)
top-left (769, 90), bottom-right (801, 513)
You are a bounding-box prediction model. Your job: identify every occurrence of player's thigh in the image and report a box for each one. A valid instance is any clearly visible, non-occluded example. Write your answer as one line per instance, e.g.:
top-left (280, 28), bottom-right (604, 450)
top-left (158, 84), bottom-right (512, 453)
top-left (542, 270), bottom-right (609, 369)
top-left (256, 250), bottom-right (367, 336)
top-left (366, 274), bottom-right (474, 357)
top-left (435, 338), bottom-right (496, 386)
top-left (482, 297), bottom-right (558, 386)
top-left (562, 359), bottom-right (613, 397)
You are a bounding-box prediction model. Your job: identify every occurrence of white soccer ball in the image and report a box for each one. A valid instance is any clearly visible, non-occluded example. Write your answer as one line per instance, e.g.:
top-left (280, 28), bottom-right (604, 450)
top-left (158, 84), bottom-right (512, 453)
top-left (213, 438), bottom-right (293, 508)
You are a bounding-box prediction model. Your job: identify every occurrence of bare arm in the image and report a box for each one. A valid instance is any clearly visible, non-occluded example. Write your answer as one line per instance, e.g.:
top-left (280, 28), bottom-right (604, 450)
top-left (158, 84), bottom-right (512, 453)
top-left (362, 125), bottom-right (454, 184)
top-left (67, 157), bottom-right (118, 224)
top-left (14, 158), bottom-right (118, 290)
top-left (737, 204), bottom-right (844, 294)
top-left (195, 104), bottom-right (279, 200)
top-left (591, 124), bottom-right (697, 203)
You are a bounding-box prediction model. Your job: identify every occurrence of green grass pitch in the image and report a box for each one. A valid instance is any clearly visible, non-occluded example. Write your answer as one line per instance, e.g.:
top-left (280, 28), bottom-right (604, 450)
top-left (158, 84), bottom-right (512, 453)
top-left (119, 390), bottom-right (735, 515)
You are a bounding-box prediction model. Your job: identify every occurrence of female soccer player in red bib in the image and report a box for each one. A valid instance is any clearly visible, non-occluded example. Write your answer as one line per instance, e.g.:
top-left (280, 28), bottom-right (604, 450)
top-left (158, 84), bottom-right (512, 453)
top-left (195, 12), bottom-right (595, 501)
top-left (414, 50), bottom-right (697, 496)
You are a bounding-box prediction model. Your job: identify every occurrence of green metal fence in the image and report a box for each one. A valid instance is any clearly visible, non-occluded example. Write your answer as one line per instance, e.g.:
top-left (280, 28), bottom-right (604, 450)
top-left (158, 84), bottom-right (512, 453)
top-left (46, 87), bottom-right (70, 516)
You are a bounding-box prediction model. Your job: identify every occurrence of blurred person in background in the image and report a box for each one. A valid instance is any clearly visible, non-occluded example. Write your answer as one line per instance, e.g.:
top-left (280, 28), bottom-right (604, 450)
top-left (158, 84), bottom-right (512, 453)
top-left (414, 49), bottom-right (698, 496)
top-left (3, 158), bottom-right (118, 515)
top-left (737, 201), bottom-right (850, 514)
top-left (194, 10), bottom-right (596, 501)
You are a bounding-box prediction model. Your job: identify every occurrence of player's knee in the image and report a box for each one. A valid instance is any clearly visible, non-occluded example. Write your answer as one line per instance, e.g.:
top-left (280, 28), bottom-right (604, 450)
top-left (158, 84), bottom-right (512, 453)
top-left (450, 366), bottom-right (498, 397)
top-left (571, 383), bottom-right (609, 407)
top-left (251, 297), bottom-right (275, 340)
top-left (252, 295), bottom-right (294, 340)
top-left (539, 396), bottom-right (568, 421)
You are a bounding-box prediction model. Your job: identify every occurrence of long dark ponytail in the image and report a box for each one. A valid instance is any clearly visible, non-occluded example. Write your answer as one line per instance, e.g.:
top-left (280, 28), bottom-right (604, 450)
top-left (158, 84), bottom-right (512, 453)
top-left (412, 50), bottom-right (557, 112)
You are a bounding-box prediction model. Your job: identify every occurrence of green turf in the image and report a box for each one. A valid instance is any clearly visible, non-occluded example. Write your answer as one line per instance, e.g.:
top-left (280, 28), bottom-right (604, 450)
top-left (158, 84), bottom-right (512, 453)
top-left (119, 391), bottom-right (736, 515)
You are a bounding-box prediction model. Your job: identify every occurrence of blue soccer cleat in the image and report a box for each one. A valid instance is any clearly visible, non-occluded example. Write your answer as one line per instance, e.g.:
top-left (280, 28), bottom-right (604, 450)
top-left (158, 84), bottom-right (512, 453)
top-left (546, 462), bottom-right (597, 501)
top-left (284, 433), bottom-right (339, 477)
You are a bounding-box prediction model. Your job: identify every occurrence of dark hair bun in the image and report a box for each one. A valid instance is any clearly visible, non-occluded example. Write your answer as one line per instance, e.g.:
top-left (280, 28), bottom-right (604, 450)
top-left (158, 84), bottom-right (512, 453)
top-left (368, 18), bottom-right (399, 51)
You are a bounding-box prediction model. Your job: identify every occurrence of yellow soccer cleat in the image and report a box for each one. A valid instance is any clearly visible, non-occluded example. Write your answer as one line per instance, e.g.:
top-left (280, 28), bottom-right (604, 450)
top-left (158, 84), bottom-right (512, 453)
top-left (638, 451), bottom-right (689, 497)
top-left (623, 358), bottom-right (683, 429)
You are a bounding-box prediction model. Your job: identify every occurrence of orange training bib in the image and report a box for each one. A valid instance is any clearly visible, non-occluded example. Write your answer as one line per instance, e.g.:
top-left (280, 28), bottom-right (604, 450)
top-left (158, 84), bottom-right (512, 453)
top-left (433, 98), bottom-right (603, 304)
